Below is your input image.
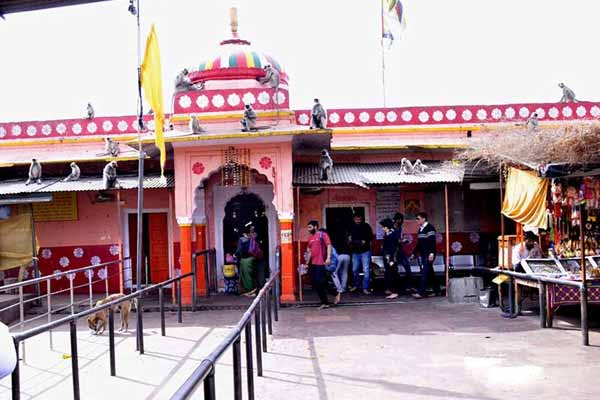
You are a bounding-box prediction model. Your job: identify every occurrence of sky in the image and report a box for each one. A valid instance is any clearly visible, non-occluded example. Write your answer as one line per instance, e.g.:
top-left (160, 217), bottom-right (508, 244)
top-left (1, 0), bottom-right (599, 122)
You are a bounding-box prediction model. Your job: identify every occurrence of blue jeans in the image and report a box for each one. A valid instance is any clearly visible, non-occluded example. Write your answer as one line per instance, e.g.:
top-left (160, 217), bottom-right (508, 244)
top-left (352, 251), bottom-right (371, 290)
top-left (331, 254), bottom-right (350, 293)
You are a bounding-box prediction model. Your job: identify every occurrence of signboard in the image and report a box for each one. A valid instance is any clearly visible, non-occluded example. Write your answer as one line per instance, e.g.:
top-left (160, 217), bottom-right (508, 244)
top-left (32, 192), bottom-right (78, 222)
top-left (521, 258), bottom-right (566, 276)
top-left (375, 188), bottom-right (400, 239)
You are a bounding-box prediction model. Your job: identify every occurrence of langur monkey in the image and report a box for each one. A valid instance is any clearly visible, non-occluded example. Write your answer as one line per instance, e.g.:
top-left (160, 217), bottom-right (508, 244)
top-left (25, 159), bottom-right (42, 185)
top-left (319, 149), bottom-right (333, 181)
top-left (189, 115), bottom-right (204, 134)
top-left (103, 161), bottom-right (120, 190)
top-left (241, 104), bottom-right (257, 132)
top-left (526, 113), bottom-right (539, 132)
top-left (104, 137), bottom-right (120, 157)
top-left (174, 69), bottom-right (204, 92)
top-left (310, 99), bottom-right (327, 129)
top-left (86, 103), bottom-right (95, 119)
top-left (559, 83), bottom-right (577, 103)
top-left (64, 162), bottom-right (81, 182)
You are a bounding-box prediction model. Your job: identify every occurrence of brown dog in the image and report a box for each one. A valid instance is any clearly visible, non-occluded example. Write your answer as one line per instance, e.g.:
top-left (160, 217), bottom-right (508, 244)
top-left (87, 293), bottom-right (137, 335)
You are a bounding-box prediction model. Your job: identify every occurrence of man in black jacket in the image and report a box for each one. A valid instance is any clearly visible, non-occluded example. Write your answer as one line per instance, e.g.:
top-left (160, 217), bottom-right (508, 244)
top-left (348, 214), bottom-right (374, 295)
top-left (413, 212), bottom-right (441, 299)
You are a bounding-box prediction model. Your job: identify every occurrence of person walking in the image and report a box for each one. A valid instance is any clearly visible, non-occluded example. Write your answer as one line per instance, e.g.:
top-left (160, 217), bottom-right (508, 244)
top-left (380, 218), bottom-right (400, 299)
top-left (348, 214), bottom-right (374, 295)
top-left (328, 229), bottom-right (350, 304)
top-left (306, 220), bottom-right (332, 309)
top-left (393, 212), bottom-right (414, 293)
top-left (235, 226), bottom-right (257, 296)
top-left (412, 212), bottom-right (442, 299)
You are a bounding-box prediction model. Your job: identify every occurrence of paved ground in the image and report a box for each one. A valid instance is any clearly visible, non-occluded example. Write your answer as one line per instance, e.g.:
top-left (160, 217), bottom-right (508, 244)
top-left (1, 298), bottom-right (599, 399)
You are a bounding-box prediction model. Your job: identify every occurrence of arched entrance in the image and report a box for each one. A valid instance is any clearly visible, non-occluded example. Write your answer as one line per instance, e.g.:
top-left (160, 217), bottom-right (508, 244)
top-left (223, 192), bottom-right (269, 265)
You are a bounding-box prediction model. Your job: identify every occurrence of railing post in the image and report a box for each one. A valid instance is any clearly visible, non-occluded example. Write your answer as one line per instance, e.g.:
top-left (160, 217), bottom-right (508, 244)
top-left (177, 280), bottom-right (183, 324)
top-left (254, 308), bottom-right (263, 376)
top-left (273, 280), bottom-right (279, 322)
top-left (233, 337), bottom-right (242, 400)
top-left (108, 308), bottom-right (116, 376)
top-left (88, 271), bottom-right (93, 308)
top-left (18, 286), bottom-right (25, 363)
top-left (245, 322), bottom-right (255, 400)
top-left (136, 292), bottom-right (144, 355)
top-left (11, 339), bottom-right (20, 400)
top-left (581, 283), bottom-right (589, 346)
top-left (266, 289), bottom-right (273, 335)
top-left (159, 285), bottom-right (166, 336)
top-left (203, 368), bottom-right (216, 400)
top-left (539, 281), bottom-right (547, 328)
top-left (191, 253), bottom-right (197, 312)
top-left (69, 277), bottom-right (75, 315)
top-left (69, 320), bottom-right (80, 400)
top-left (260, 299), bottom-right (267, 353)
top-left (47, 279), bottom-right (53, 350)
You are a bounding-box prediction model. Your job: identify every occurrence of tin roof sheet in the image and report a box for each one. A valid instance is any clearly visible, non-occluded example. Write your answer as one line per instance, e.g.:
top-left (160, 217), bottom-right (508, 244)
top-left (293, 162), bottom-right (464, 187)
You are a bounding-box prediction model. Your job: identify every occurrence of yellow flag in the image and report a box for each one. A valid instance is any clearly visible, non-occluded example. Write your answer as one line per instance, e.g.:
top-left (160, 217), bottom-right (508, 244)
top-left (141, 24), bottom-right (166, 178)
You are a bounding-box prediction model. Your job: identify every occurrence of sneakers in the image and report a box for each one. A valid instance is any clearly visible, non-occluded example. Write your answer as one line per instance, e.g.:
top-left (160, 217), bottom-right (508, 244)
top-left (362, 289), bottom-right (371, 295)
top-left (384, 290), bottom-right (392, 295)
top-left (349, 286), bottom-right (358, 293)
top-left (386, 293), bottom-right (399, 299)
top-left (411, 293), bottom-right (426, 299)
top-left (318, 304), bottom-right (330, 310)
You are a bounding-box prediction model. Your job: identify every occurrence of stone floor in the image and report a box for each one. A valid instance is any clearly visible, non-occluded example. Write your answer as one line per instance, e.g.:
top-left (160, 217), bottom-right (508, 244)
top-left (1, 297), bottom-right (599, 399)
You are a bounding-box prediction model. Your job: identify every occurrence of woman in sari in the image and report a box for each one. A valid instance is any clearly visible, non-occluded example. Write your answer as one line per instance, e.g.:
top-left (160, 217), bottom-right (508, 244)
top-left (236, 226), bottom-right (259, 296)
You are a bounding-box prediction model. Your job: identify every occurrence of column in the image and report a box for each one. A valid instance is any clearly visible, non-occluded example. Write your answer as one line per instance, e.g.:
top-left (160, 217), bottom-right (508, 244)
top-left (177, 217), bottom-right (193, 305)
top-left (279, 217), bottom-right (295, 303)
top-left (194, 222), bottom-right (208, 296)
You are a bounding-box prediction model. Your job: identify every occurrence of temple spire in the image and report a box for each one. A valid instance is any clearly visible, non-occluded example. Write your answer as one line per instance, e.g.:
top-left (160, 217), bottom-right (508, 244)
top-left (229, 7), bottom-right (239, 38)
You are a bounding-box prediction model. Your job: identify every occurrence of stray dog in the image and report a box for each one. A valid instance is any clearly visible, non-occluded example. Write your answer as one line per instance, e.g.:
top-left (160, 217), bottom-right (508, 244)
top-left (87, 293), bottom-right (137, 335)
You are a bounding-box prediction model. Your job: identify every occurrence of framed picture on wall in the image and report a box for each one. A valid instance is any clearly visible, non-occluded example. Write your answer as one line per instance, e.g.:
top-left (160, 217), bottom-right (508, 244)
top-left (403, 199), bottom-right (421, 220)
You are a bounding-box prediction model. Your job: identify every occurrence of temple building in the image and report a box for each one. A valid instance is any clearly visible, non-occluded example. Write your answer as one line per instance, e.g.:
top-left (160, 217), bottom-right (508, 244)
top-left (1, 10), bottom-right (599, 304)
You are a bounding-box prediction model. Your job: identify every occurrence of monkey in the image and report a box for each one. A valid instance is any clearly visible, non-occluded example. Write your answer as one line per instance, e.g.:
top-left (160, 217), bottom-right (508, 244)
top-left (64, 162), bottom-right (81, 182)
top-left (189, 115), bottom-right (205, 134)
top-left (174, 69), bottom-right (204, 92)
top-left (318, 149), bottom-right (333, 181)
top-left (310, 98), bottom-right (327, 129)
top-left (86, 103), bottom-right (95, 120)
top-left (104, 137), bottom-right (120, 157)
top-left (25, 159), bottom-right (42, 185)
top-left (413, 159), bottom-right (428, 174)
top-left (241, 104), bottom-right (257, 132)
top-left (399, 158), bottom-right (414, 175)
top-left (558, 83), bottom-right (577, 103)
top-left (526, 112), bottom-right (539, 132)
top-left (103, 161), bottom-right (120, 190)
top-left (256, 65), bottom-right (280, 89)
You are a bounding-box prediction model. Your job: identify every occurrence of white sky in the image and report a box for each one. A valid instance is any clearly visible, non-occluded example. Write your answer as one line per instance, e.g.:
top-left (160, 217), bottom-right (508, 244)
top-left (1, 0), bottom-right (599, 121)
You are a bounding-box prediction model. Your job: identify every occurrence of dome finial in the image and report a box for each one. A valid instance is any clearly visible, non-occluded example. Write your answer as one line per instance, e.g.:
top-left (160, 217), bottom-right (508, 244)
top-left (229, 7), bottom-right (239, 37)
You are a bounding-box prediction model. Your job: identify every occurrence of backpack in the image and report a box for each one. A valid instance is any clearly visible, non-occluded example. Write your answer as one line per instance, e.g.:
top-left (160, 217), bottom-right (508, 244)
top-left (319, 231), bottom-right (338, 272)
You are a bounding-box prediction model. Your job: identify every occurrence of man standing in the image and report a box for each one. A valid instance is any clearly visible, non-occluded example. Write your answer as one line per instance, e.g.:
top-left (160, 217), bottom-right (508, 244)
top-left (306, 220), bottom-right (332, 309)
top-left (348, 214), bottom-right (374, 295)
top-left (393, 212), bottom-right (413, 293)
top-left (380, 218), bottom-right (400, 299)
top-left (413, 212), bottom-right (441, 299)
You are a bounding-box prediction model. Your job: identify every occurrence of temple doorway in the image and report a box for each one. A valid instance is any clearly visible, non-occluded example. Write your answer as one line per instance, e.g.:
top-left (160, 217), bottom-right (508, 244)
top-left (223, 193), bottom-right (269, 265)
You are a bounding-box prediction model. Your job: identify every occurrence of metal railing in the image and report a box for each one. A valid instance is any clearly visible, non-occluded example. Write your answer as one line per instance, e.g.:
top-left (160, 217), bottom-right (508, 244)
top-left (171, 249), bottom-right (282, 400)
top-left (474, 267), bottom-right (590, 346)
top-left (0, 258), bottom-right (126, 361)
top-left (9, 249), bottom-right (215, 400)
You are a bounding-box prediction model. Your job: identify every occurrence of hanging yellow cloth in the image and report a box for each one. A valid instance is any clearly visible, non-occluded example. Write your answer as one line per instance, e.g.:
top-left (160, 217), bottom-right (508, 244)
top-left (502, 167), bottom-right (549, 229)
top-left (0, 213), bottom-right (35, 271)
top-left (141, 24), bottom-right (166, 178)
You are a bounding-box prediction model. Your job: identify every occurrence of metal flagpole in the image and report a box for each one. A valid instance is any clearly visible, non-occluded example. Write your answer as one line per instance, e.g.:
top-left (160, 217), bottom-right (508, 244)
top-left (134, 0), bottom-right (145, 354)
top-left (380, 0), bottom-right (387, 108)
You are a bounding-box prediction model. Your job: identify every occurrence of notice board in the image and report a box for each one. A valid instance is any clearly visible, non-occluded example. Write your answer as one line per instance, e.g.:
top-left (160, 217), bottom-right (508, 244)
top-left (32, 192), bottom-right (78, 222)
top-left (375, 188), bottom-right (400, 239)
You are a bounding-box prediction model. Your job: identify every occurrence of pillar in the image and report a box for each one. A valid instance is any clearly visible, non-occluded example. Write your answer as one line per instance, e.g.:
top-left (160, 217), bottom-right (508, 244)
top-left (194, 223), bottom-right (208, 296)
top-left (279, 218), bottom-right (295, 303)
top-left (177, 217), bottom-right (193, 305)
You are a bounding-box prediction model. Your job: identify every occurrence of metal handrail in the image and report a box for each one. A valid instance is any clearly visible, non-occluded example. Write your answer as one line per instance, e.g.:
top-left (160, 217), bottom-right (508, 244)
top-left (0, 258), bottom-right (128, 292)
top-left (10, 249), bottom-right (216, 400)
top-left (172, 248), bottom-right (282, 400)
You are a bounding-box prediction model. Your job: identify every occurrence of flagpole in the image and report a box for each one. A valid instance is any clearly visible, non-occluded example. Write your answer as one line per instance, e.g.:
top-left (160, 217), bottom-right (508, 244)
top-left (380, 0), bottom-right (387, 108)
top-left (134, 0), bottom-right (145, 354)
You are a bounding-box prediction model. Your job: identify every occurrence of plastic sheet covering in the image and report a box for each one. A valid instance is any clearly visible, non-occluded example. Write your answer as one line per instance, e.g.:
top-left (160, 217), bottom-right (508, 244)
top-left (502, 167), bottom-right (549, 229)
top-left (0, 213), bottom-right (34, 271)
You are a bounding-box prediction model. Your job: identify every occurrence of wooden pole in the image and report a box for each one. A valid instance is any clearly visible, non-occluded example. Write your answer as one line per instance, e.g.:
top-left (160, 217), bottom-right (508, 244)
top-left (117, 190), bottom-right (124, 294)
top-left (444, 184), bottom-right (450, 296)
top-left (580, 203), bottom-right (587, 287)
top-left (296, 186), bottom-right (303, 302)
top-left (499, 163), bottom-right (506, 270)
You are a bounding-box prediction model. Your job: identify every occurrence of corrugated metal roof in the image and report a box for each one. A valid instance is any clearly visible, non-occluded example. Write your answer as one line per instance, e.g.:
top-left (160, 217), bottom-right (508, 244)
top-left (0, 174), bottom-right (174, 196)
top-left (293, 162), bottom-right (464, 187)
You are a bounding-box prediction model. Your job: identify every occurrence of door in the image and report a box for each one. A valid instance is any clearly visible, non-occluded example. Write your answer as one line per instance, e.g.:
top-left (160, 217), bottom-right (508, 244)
top-left (148, 213), bottom-right (170, 283)
top-left (325, 207), bottom-right (366, 251)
